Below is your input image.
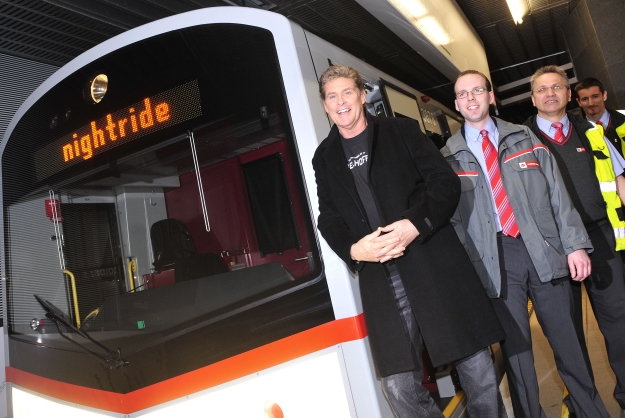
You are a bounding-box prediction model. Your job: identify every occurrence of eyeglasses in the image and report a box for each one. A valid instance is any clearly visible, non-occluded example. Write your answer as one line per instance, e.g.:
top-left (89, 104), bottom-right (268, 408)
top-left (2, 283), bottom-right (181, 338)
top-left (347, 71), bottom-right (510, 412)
top-left (533, 84), bottom-right (567, 94)
top-left (455, 87), bottom-right (487, 100)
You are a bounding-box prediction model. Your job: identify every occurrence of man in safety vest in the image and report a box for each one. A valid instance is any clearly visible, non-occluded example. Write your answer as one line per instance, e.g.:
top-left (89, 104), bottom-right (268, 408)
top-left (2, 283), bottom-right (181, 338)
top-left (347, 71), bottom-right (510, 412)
top-left (524, 65), bottom-right (625, 416)
top-left (575, 77), bottom-right (625, 157)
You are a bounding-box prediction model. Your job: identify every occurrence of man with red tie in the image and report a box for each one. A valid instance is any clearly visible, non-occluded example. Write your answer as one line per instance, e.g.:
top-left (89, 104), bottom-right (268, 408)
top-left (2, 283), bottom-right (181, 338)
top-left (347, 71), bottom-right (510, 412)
top-left (524, 66), bottom-right (625, 417)
top-left (442, 69), bottom-right (609, 417)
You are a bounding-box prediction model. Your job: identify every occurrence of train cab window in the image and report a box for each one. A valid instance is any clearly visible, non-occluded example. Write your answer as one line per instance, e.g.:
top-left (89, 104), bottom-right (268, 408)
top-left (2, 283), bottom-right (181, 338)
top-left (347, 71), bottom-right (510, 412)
top-left (2, 23), bottom-right (328, 386)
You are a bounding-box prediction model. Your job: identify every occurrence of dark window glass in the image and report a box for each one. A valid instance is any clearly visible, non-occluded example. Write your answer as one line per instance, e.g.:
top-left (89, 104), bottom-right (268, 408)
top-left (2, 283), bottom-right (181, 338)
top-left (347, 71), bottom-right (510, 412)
top-left (3, 24), bottom-right (330, 391)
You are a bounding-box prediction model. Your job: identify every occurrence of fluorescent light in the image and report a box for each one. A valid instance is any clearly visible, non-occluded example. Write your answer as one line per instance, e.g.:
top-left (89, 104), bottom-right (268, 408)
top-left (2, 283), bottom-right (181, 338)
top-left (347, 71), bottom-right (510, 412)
top-left (390, 0), bottom-right (427, 19)
top-left (388, 0), bottom-right (450, 46)
top-left (417, 16), bottom-right (451, 45)
top-left (506, 0), bottom-right (529, 24)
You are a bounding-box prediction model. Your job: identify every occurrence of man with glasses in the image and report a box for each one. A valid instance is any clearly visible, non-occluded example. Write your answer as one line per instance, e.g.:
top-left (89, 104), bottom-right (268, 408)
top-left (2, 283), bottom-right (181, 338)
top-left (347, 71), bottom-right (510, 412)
top-left (313, 65), bottom-right (506, 417)
top-left (443, 69), bottom-right (608, 417)
top-left (524, 65), bottom-right (625, 418)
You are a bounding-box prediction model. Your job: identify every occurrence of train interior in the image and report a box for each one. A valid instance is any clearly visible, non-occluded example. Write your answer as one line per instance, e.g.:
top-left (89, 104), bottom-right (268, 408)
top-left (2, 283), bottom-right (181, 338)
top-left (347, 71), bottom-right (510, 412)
top-left (5, 104), bottom-right (321, 361)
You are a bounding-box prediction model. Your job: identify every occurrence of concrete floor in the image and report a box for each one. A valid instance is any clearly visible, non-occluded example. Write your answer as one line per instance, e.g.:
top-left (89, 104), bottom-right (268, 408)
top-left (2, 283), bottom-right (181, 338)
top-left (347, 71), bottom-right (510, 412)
top-left (499, 286), bottom-right (621, 417)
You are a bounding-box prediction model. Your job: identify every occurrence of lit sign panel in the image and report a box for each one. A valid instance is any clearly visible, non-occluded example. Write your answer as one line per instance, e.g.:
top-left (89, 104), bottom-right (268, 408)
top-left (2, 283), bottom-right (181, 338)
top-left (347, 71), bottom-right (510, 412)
top-left (34, 80), bottom-right (202, 181)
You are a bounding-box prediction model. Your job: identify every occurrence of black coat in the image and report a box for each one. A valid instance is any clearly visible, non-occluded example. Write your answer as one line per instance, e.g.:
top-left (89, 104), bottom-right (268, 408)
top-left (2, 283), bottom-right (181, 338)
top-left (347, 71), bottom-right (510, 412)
top-left (312, 115), bottom-right (505, 376)
top-left (605, 109), bottom-right (625, 157)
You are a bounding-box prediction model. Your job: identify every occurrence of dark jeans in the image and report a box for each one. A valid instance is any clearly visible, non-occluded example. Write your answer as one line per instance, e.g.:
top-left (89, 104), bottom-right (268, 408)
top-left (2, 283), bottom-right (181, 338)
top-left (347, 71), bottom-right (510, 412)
top-left (381, 264), bottom-right (506, 418)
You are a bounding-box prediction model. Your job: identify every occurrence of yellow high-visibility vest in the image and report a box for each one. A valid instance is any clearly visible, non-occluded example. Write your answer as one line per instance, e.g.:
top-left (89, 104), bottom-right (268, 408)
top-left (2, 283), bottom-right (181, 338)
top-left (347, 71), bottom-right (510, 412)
top-left (587, 123), bottom-right (625, 250)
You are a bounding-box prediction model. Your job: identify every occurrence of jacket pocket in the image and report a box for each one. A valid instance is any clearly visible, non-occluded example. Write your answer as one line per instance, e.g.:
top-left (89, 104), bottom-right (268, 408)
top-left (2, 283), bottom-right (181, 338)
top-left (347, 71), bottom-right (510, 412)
top-left (534, 206), bottom-right (565, 255)
top-left (454, 164), bottom-right (479, 192)
top-left (534, 207), bottom-right (559, 237)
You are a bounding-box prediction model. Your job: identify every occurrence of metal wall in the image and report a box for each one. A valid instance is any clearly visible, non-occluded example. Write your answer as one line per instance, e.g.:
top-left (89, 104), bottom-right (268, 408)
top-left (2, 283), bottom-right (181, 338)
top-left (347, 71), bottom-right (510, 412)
top-left (563, 0), bottom-right (625, 109)
top-left (0, 52), bottom-right (58, 323)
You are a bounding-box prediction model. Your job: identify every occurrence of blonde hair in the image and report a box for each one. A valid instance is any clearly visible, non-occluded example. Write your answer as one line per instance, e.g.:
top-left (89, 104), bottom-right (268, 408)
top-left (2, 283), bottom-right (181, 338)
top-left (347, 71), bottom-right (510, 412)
top-left (318, 65), bottom-right (364, 100)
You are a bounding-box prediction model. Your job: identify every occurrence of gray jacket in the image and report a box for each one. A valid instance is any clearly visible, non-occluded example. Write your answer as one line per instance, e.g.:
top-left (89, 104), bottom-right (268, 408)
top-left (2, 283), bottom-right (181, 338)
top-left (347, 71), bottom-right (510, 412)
top-left (441, 117), bottom-right (592, 297)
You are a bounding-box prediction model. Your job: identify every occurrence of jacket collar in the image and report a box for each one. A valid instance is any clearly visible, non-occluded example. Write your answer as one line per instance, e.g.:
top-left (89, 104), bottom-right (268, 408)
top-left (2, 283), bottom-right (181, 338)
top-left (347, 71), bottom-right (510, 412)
top-left (443, 117), bottom-right (525, 157)
top-left (568, 111), bottom-right (594, 132)
top-left (494, 117), bottom-right (526, 142)
top-left (526, 111), bottom-right (594, 135)
top-left (608, 108), bottom-right (625, 125)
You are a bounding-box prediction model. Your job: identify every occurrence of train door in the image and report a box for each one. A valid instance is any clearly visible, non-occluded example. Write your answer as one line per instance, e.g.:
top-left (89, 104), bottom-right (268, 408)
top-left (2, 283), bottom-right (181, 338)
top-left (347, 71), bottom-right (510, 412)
top-left (60, 201), bottom-right (125, 323)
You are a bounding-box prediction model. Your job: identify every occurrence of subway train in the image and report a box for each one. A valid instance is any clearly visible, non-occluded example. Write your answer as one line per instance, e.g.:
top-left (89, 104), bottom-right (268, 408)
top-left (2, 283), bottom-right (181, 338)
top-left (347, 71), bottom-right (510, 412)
top-left (0, 7), bottom-right (462, 417)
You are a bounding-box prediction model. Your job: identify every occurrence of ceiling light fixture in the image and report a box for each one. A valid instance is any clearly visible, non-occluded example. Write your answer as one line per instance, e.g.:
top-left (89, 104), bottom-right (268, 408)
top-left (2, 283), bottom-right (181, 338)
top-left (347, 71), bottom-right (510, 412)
top-left (417, 16), bottom-right (451, 45)
top-left (389, 0), bottom-right (427, 19)
top-left (506, 0), bottom-right (530, 24)
top-left (389, 0), bottom-right (450, 46)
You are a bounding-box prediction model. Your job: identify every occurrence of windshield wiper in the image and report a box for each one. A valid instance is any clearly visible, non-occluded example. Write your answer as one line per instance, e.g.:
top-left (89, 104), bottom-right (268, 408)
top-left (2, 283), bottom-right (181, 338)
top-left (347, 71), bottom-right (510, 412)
top-left (34, 295), bottom-right (129, 369)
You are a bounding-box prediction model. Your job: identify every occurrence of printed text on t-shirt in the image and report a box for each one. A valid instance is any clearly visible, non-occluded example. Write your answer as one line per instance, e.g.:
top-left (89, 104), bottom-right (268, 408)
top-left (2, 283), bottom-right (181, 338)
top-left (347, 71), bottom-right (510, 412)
top-left (347, 152), bottom-right (368, 169)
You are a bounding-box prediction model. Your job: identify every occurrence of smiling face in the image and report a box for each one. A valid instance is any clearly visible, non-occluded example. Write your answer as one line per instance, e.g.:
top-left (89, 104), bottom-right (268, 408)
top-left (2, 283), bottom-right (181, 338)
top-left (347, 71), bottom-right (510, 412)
top-left (576, 85), bottom-right (607, 121)
top-left (531, 72), bottom-right (571, 121)
top-left (322, 77), bottom-right (367, 138)
top-left (454, 73), bottom-right (495, 129)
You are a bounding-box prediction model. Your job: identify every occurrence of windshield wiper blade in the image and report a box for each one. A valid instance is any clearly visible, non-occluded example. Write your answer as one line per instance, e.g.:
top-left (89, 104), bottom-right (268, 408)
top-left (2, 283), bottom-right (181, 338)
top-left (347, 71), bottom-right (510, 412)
top-left (34, 295), bottom-right (129, 369)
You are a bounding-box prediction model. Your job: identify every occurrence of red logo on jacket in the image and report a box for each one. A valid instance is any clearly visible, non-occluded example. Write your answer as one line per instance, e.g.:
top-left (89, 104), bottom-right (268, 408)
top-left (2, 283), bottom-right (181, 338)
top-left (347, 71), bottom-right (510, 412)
top-left (519, 161), bottom-right (540, 169)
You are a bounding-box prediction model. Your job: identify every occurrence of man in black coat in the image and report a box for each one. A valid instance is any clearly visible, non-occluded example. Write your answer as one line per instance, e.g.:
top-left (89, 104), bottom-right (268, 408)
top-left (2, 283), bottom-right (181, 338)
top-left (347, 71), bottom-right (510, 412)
top-left (312, 65), bottom-right (506, 417)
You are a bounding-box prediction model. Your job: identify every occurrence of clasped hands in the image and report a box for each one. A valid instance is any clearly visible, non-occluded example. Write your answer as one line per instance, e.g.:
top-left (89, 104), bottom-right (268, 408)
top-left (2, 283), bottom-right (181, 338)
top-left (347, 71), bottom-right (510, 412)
top-left (350, 219), bottom-right (419, 263)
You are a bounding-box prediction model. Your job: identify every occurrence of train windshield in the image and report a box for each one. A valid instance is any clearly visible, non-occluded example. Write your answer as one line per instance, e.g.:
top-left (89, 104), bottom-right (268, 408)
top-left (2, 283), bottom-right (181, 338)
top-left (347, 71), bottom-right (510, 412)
top-left (2, 23), bottom-right (326, 374)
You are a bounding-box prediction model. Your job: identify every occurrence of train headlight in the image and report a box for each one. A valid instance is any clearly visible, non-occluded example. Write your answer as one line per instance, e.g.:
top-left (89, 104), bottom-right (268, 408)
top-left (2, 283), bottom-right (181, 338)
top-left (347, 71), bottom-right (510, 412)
top-left (87, 74), bottom-right (108, 104)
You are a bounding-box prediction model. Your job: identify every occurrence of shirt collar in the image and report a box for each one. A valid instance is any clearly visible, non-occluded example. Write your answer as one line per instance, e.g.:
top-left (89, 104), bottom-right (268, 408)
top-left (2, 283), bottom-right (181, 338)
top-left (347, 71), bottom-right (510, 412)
top-left (536, 114), bottom-right (569, 139)
top-left (597, 109), bottom-right (610, 126)
top-left (464, 117), bottom-right (498, 143)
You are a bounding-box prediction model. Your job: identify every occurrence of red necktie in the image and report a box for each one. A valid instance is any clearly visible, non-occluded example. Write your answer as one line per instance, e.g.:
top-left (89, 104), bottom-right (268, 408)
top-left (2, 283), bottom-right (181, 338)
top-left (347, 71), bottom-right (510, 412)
top-left (596, 120), bottom-right (604, 133)
top-left (552, 122), bottom-right (564, 143)
top-left (481, 130), bottom-right (520, 238)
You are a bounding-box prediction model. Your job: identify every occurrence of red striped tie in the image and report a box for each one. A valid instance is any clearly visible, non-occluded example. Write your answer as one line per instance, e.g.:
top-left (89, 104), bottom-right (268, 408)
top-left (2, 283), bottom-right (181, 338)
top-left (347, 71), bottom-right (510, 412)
top-left (481, 130), bottom-right (520, 238)
top-left (552, 122), bottom-right (564, 143)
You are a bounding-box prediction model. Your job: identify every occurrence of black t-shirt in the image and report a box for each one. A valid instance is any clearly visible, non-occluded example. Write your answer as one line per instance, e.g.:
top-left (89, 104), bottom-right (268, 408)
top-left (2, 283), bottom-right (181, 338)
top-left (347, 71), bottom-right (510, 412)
top-left (340, 124), bottom-right (383, 230)
top-left (341, 124), bottom-right (408, 314)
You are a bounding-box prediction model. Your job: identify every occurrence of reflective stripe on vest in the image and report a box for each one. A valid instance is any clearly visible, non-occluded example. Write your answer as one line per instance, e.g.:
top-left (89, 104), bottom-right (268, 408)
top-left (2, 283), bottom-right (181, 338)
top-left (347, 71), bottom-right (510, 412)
top-left (587, 123), bottom-right (625, 250)
top-left (600, 181), bottom-right (617, 193)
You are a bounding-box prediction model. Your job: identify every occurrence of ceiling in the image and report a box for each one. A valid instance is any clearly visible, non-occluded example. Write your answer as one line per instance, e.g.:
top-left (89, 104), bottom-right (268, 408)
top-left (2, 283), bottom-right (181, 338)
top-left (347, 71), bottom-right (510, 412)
top-left (0, 0), bottom-right (579, 123)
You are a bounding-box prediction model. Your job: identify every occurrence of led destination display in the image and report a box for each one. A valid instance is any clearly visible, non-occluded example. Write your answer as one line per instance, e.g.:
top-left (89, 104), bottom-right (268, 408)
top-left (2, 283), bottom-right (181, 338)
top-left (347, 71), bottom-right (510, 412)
top-left (34, 80), bottom-right (202, 181)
